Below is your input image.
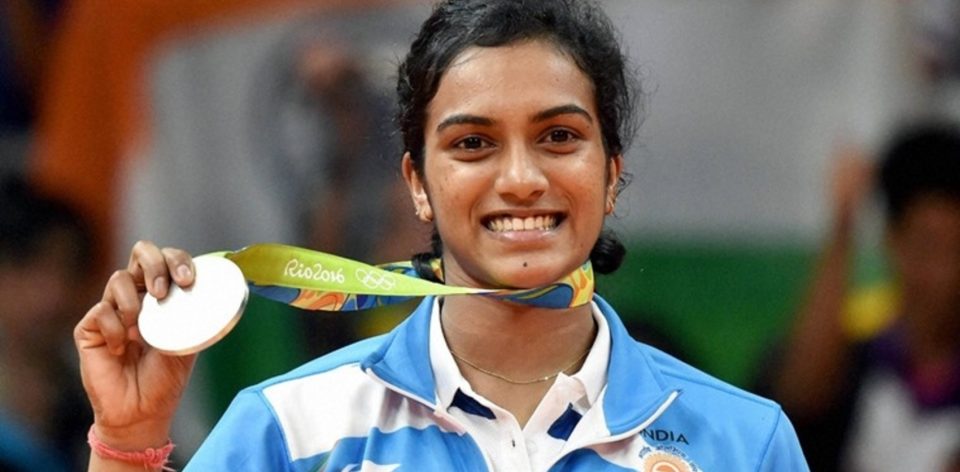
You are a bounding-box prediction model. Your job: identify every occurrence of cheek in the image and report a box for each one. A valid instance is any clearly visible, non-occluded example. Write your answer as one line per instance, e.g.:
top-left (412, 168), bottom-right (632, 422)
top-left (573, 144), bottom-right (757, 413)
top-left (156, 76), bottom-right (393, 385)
top-left (427, 165), bottom-right (474, 221)
top-left (568, 162), bottom-right (610, 210)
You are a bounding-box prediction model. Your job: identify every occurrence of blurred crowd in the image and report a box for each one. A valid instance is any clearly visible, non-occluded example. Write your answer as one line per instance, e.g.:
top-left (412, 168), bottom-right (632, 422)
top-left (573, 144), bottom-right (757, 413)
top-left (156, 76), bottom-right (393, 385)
top-left (757, 124), bottom-right (960, 471)
top-left (0, 0), bottom-right (958, 470)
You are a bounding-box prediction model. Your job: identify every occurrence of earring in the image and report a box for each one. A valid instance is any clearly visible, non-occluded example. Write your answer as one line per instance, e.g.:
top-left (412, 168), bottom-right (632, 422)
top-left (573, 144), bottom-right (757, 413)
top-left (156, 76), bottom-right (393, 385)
top-left (605, 196), bottom-right (616, 215)
top-left (416, 206), bottom-right (434, 222)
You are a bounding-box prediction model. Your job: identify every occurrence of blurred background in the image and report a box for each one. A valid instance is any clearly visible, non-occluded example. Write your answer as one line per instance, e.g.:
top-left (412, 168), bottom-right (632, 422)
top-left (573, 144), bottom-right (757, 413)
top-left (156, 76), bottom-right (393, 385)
top-left (1, 0), bottom-right (958, 469)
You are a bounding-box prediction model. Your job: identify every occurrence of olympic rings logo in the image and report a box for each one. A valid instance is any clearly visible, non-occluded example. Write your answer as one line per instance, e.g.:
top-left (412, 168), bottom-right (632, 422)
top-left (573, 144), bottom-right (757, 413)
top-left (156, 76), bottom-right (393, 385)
top-left (355, 269), bottom-right (396, 290)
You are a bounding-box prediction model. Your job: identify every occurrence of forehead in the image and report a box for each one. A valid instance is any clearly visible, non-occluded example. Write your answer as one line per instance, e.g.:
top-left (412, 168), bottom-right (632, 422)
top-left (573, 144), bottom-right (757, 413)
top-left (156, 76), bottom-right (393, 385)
top-left (426, 40), bottom-right (597, 122)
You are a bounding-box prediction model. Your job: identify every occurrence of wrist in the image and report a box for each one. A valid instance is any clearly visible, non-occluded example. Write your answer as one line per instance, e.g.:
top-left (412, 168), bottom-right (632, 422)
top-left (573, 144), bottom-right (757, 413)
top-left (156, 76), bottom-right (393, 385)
top-left (88, 424), bottom-right (175, 470)
top-left (92, 420), bottom-right (173, 452)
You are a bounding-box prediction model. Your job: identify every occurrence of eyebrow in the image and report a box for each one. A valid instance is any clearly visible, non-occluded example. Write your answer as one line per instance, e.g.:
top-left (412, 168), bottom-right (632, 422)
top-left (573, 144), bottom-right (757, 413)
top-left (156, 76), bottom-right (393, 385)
top-left (436, 114), bottom-right (495, 133)
top-left (435, 104), bottom-right (594, 134)
top-left (532, 104), bottom-right (594, 124)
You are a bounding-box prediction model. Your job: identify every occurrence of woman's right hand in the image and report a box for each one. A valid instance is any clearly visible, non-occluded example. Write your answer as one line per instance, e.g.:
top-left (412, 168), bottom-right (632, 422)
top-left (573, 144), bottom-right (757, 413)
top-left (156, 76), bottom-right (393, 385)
top-left (74, 241), bottom-right (198, 450)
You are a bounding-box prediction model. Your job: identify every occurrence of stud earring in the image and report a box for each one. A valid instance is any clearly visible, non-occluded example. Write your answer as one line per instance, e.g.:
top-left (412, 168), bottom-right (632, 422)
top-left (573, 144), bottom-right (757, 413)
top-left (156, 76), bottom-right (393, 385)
top-left (416, 206), bottom-right (434, 222)
top-left (605, 196), bottom-right (616, 215)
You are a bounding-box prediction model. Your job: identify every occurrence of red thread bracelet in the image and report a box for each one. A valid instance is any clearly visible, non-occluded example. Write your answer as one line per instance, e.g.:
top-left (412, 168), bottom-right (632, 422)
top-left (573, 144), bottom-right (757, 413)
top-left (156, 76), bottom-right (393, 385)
top-left (87, 425), bottom-right (175, 470)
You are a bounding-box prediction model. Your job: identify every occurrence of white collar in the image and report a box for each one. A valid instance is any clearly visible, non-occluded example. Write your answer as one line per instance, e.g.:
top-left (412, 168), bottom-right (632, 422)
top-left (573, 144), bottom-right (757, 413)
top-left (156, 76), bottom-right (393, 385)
top-left (430, 298), bottom-right (610, 414)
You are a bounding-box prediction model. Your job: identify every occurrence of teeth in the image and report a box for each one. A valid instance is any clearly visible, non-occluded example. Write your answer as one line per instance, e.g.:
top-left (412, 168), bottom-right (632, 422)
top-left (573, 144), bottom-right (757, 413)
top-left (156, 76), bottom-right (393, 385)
top-left (486, 215), bottom-right (558, 232)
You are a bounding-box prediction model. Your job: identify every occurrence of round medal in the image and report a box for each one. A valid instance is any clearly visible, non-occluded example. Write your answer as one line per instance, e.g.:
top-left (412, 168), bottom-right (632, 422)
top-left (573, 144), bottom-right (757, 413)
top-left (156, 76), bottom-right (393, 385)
top-left (139, 255), bottom-right (249, 355)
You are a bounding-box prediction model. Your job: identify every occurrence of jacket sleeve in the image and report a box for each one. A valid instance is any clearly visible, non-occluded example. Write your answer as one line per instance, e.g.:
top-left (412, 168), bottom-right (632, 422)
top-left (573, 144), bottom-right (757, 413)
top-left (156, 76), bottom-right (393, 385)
top-left (757, 410), bottom-right (810, 472)
top-left (184, 389), bottom-right (292, 471)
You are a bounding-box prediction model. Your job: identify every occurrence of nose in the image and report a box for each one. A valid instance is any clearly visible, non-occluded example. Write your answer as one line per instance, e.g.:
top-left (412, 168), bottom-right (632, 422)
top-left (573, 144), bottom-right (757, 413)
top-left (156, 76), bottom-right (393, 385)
top-left (494, 144), bottom-right (548, 203)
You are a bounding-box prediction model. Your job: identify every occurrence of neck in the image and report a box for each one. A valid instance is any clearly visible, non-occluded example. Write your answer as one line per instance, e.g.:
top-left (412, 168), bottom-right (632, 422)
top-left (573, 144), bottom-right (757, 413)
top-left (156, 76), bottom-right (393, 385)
top-left (440, 295), bottom-right (596, 380)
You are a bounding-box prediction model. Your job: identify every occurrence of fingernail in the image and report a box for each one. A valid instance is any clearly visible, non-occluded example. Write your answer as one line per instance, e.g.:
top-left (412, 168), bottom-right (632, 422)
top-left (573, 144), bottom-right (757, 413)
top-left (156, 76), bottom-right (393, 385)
top-left (177, 264), bottom-right (192, 280)
top-left (154, 276), bottom-right (167, 295)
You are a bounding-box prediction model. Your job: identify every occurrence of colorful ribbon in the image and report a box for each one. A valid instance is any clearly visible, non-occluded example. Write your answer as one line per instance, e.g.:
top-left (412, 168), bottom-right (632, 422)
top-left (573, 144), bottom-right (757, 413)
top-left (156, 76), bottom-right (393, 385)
top-left (217, 243), bottom-right (594, 311)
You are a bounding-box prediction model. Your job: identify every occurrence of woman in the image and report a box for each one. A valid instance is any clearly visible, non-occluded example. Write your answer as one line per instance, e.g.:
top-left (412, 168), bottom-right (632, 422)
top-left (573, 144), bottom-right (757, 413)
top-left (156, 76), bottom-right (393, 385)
top-left (75, 0), bottom-right (809, 470)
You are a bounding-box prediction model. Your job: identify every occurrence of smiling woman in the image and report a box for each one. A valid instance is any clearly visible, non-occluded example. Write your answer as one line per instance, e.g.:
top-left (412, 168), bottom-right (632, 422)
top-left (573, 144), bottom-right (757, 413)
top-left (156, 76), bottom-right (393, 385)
top-left (75, 1), bottom-right (809, 471)
top-left (405, 40), bottom-right (619, 291)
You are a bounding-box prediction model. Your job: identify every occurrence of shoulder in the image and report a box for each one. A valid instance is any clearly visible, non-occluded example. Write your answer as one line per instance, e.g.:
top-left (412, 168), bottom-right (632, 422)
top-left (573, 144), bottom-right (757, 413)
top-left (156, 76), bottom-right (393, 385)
top-left (597, 295), bottom-right (795, 442)
top-left (639, 341), bottom-right (788, 430)
top-left (635, 342), bottom-right (808, 470)
top-left (232, 334), bottom-right (393, 430)
top-left (189, 335), bottom-right (396, 469)
top-left (214, 334), bottom-right (391, 425)
top-left (597, 293), bottom-right (784, 419)
top-left (642, 342), bottom-right (781, 414)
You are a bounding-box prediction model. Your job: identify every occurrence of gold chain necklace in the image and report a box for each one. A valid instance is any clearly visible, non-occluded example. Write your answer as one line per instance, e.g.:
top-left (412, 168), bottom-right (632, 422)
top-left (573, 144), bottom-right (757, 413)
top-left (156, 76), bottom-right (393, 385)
top-left (449, 347), bottom-right (590, 385)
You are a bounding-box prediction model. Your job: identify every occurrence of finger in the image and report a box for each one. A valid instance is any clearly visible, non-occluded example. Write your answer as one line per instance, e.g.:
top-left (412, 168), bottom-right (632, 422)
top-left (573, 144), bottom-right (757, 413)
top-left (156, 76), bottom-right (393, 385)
top-left (161, 247), bottom-right (195, 288)
top-left (74, 302), bottom-right (107, 349)
top-left (102, 270), bottom-right (143, 328)
top-left (126, 240), bottom-right (156, 282)
top-left (96, 304), bottom-right (130, 356)
top-left (75, 301), bottom-right (129, 356)
top-left (128, 240), bottom-right (170, 299)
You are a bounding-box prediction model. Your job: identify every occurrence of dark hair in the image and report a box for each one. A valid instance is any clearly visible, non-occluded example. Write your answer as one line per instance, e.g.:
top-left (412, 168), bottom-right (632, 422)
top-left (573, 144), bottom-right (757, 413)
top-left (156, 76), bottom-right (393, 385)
top-left (398, 0), bottom-right (638, 279)
top-left (878, 121), bottom-right (960, 225)
top-left (0, 175), bottom-right (93, 271)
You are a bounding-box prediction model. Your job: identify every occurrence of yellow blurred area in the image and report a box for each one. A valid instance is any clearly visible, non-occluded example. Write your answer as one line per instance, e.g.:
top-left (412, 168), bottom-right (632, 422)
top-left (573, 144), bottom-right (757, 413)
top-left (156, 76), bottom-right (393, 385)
top-left (843, 283), bottom-right (900, 342)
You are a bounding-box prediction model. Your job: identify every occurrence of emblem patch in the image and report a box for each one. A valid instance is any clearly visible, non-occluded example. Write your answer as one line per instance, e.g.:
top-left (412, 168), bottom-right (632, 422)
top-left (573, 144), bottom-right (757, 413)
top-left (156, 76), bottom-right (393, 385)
top-left (639, 446), bottom-right (700, 472)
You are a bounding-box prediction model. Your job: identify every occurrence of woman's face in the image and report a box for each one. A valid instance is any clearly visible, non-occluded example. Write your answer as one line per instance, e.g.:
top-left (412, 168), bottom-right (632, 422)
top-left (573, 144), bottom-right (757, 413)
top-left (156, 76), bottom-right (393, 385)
top-left (403, 39), bottom-right (621, 289)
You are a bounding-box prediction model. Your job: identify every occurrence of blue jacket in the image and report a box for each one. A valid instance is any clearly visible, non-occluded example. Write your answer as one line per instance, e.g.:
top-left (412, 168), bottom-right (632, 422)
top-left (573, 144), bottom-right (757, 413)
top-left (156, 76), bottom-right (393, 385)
top-left (187, 296), bottom-right (808, 471)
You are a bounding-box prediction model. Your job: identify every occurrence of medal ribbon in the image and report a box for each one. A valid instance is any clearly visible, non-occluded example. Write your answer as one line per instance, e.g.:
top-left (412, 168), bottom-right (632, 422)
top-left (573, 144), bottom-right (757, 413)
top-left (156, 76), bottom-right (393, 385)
top-left (215, 243), bottom-right (594, 311)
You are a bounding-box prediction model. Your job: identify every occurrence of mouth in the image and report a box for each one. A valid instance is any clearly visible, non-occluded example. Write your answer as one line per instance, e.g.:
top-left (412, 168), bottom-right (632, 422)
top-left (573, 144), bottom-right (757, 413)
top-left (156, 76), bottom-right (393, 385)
top-left (482, 212), bottom-right (564, 233)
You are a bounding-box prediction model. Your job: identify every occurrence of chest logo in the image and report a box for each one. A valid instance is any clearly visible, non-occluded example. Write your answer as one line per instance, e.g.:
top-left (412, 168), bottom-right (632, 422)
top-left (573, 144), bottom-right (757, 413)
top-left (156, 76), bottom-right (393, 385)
top-left (639, 446), bottom-right (699, 472)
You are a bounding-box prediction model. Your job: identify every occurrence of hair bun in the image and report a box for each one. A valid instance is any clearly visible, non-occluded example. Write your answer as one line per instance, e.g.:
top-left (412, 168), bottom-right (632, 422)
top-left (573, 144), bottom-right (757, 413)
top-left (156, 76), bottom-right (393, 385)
top-left (589, 230), bottom-right (626, 274)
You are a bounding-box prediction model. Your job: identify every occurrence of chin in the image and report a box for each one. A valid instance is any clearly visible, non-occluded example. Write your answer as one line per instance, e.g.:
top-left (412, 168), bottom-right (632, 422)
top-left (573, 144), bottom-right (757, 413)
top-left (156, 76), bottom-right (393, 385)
top-left (489, 259), bottom-right (575, 289)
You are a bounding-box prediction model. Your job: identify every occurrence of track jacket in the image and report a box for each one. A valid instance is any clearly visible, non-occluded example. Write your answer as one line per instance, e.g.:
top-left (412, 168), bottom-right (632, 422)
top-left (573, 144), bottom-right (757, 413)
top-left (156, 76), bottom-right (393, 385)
top-left (186, 296), bottom-right (808, 471)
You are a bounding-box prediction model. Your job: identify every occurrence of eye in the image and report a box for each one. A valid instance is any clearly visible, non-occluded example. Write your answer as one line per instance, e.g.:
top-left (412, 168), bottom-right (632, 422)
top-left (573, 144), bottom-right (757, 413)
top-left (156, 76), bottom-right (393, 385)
top-left (539, 127), bottom-right (582, 153)
top-left (546, 129), bottom-right (576, 143)
top-left (454, 136), bottom-right (491, 150)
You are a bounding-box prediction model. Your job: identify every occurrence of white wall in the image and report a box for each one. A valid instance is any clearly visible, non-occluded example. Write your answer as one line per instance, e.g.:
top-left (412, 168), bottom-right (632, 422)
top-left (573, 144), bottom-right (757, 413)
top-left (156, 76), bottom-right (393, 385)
top-left (604, 0), bottom-right (924, 243)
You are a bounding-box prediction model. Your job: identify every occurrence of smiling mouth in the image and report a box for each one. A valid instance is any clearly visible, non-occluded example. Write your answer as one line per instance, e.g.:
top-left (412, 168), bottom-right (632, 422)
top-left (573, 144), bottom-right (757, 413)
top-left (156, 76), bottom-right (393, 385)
top-left (483, 214), bottom-right (563, 232)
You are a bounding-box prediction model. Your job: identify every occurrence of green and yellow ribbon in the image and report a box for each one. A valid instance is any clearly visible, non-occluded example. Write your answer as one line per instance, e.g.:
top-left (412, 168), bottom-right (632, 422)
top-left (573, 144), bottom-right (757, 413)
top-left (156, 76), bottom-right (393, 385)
top-left (216, 243), bottom-right (594, 311)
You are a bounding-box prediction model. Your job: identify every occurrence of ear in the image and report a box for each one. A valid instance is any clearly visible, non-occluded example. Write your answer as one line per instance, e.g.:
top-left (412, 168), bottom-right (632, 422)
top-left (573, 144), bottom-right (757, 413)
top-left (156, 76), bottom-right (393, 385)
top-left (402, 152), bottom-right (434, 222)
top-left (605, 154), bottom-right (624, 215)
